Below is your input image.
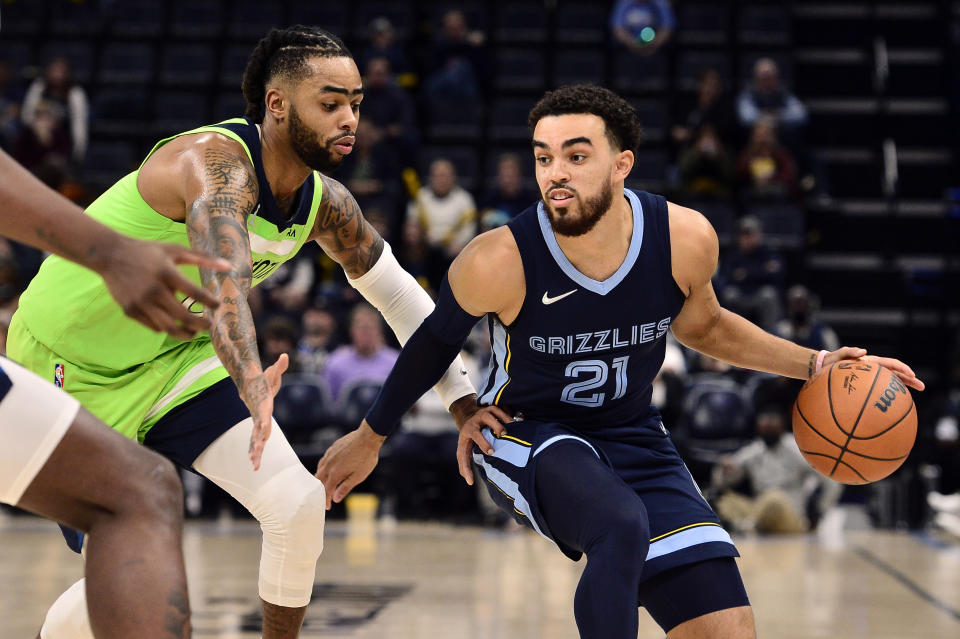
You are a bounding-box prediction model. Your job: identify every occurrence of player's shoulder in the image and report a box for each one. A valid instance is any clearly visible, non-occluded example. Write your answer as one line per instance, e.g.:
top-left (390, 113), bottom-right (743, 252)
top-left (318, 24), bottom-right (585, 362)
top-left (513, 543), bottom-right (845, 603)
top-left (448, 226), bottom-right (524, 314)
top-left (666, 200), bottom-right (718, 258)
top-left (150, 130), bottom-right (255, 180)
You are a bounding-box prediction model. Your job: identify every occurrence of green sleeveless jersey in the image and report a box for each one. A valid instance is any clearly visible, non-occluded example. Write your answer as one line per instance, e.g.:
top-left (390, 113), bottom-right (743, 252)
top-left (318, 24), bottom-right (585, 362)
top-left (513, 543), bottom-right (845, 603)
top-left (14, 118), bottom-right (322, 369)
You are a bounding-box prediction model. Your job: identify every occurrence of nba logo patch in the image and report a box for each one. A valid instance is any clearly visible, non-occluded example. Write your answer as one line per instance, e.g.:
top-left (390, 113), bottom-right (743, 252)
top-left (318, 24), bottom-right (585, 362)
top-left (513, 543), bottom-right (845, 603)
top-left (54, 363), bottom-right (64, 388)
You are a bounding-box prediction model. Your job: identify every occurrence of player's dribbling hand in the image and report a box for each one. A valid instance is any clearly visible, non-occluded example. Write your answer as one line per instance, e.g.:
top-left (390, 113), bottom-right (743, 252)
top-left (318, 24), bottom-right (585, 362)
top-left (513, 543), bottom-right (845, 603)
top-left (247, 353), bottom-right (288, 470)
top-left (100, 236), bottom-right (231, 340)
top-left (822, 347), bottom-right (925, 391)
top-left (315, 421), bottom-right (386, 509)
top-left (456, 405), bottom-right (512, 486)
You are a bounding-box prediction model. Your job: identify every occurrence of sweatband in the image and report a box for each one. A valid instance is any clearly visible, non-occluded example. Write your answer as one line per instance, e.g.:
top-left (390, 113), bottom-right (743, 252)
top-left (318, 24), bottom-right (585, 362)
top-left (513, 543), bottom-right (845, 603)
top-left (347, 241), bottom-right (476, 409)
top-left (365, 275), bottom-right (482, 435)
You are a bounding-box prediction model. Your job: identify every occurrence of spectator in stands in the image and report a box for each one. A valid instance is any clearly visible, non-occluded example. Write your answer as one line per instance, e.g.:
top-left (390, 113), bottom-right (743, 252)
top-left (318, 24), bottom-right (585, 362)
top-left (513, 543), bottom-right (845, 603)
top-left (21, 56), bottom-right (88, 165)
top-left (396, 220), bottom-right (448, 294)
top-left (297, 307), bottom-right (338, 375)
top-left (712, 404), bottom-right (842, 534)
top-left (407, 158), bottom-right (477, 261)
top-left (715, 216), bottom-right (785, 331)
top-left (321, 303), bottom-right (398, 400)
top-left (338, 121), bottom-right (400, 214)
top-left (0, 62), bottom-right (22, 150)
top-left (737, 116), bottom-right (799, 200)
top-left (672, 67), bottom-right (738, 150)
top-left (610, 0), bottom-right (675, 56)
top-left (11, 101), bottom-right (72, 186)
top-left (425, 9), bottom-right (487, 103)
top-left (260, 316), bottom-right (300, 373)
top-left (479, 153), bottom-right (538, 231)
top-left (775, 285), bottom-right (840, 352)
top-left (678, 124), bottom-right (735, 199)
top-left (360, 17), bottom-right (411, 78)
top-left (359, 57), bottom-right (418, 164)
top-left (923, 349), bottom-right (960, 537)
top-left (653, 336), bottom-right (687, 430)
top-left (737, 58), bottom-right (807, 141)
top-left (257, 254), bottom-right (315, 316)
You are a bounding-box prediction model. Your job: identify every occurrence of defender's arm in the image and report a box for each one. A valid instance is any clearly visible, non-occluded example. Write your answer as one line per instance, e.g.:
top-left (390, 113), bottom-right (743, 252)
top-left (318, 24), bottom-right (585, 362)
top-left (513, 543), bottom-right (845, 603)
top-left (312, 174), bottom-right (476, 417)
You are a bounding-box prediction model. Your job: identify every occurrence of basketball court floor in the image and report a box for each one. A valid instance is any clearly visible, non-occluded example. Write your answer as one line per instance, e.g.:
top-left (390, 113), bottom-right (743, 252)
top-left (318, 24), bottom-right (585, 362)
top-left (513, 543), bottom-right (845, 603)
top-left (2, 509), bottom-right (958, 637)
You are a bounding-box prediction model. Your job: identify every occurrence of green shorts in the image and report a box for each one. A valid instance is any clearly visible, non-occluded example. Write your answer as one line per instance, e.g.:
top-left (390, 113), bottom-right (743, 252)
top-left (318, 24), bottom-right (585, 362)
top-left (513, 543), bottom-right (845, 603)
top-left (6, 314), bottom-right (230, 442)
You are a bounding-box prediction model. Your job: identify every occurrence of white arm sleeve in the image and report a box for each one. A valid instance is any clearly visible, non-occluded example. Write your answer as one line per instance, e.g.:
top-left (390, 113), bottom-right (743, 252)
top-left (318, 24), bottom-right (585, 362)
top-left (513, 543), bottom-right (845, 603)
top-left (347, 241), bottom-right (477, 409)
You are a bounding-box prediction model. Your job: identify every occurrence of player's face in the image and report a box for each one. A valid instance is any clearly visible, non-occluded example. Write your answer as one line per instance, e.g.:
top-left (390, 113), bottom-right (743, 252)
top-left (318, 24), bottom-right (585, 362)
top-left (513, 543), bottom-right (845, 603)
top-left (286, 56), bottom-right (363, 172)
top-left (532, 114), bottom-right (619, 237)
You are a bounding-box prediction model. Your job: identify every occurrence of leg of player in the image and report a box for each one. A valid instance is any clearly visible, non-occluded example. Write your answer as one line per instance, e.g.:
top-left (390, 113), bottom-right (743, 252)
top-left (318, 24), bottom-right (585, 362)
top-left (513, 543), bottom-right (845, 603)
top-left (191, 417), bottom-right (326, 638)
top-left (666, 604), bottom-right (755, 638)
top-left (533, 441), bottom-right (651, 639)
top-left (17, 408), bottom-right (190, 639)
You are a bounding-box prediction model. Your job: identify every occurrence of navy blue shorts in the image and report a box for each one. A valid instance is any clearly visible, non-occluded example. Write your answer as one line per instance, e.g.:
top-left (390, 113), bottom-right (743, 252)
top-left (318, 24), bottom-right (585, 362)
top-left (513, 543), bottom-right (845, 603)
top-left (472, 415), bottom-right (738, 582)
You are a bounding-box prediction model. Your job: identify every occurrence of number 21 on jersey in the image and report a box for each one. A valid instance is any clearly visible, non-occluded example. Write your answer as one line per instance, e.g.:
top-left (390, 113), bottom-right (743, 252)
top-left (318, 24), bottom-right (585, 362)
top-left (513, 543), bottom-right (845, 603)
top-left (561, 356), bottom-right (629, 407)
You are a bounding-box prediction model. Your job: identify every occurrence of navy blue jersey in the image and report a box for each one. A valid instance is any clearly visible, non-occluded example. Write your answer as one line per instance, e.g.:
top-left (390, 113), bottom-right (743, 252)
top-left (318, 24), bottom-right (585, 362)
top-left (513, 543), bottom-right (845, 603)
top-left (478, 189), bottom-right (685, 434)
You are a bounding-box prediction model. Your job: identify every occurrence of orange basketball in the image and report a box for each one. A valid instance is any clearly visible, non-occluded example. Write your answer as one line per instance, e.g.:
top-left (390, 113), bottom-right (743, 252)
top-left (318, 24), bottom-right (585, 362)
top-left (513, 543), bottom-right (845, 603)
top-left (791, 360), bottom-right (917, 484)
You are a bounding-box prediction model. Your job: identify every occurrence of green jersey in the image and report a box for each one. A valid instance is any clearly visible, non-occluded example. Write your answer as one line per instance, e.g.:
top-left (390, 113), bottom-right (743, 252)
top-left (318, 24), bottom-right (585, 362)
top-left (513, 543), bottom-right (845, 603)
top-left (15, 118), bottom-right (321, 370)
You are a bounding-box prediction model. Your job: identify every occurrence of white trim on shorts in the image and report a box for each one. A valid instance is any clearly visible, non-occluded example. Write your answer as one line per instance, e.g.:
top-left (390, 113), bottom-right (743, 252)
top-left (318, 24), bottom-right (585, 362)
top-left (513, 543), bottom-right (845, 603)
top-left (0, 357), bottom-right (80, 505)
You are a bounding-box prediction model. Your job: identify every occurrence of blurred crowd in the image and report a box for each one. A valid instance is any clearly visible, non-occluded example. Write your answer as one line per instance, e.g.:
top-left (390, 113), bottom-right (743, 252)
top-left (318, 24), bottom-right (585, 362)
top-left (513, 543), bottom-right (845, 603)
top-left (0, 1), bottom-right (955, 534)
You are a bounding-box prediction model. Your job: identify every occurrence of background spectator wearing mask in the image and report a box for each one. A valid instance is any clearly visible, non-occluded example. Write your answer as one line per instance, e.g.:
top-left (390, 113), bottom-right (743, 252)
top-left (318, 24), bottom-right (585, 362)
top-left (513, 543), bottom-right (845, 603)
top-left (775, 285), bottom-right (840, 352)
top-left (359, 56), bottom-right (418, 165)
top-left (738, 116), bottom-right (799, 200)
top-left (360, 17), bottom-right (411, 80)
top-left (712, 404), bottom-right (843, 534)
top-left (297, 307), bottom-right (339, 375)
top-left (407, 158), bottom-right (477, 262)
top-left (425, 10), bottom-right (487, 104)
top-left (678, 124), bottom-right (735, 199)
top-left (737, 58), bottom-right (807, 145)
top-left (21, 56), bottom-right (88, 166)
top-left (673, 67), bottom-right (738, 151)
top-left (715, 216), bottom-right (786, 331)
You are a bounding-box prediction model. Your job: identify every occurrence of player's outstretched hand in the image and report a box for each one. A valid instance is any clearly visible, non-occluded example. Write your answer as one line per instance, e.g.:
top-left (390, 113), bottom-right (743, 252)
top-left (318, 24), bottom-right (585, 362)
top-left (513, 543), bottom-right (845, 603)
top-left (248, 353), bottom-right (288, 470)
top-left (456, 405), bottom-right (512, 486)
top-left (99, 236), bottom-right (231, 340)
top-left (822, 347), bottom-right (925, 391)
top-left (315, 422), bottom-right (387, 509)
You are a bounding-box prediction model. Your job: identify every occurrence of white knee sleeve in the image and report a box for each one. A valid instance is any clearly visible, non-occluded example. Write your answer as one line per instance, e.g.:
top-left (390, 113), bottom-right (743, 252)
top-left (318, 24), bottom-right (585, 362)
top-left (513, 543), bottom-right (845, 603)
top-left (40, 578), bottom-right (93, 639)
top-left (193, 417), bottom-right (326, 608)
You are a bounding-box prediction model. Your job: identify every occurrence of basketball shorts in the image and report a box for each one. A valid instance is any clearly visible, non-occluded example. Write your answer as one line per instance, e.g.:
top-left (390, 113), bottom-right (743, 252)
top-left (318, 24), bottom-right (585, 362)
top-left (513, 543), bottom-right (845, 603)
top-left (0, 356), bottom-right (80, 505)
top-left (7, 315), bottom-right (231, 443)
top-left (473, 414), bottom-right (739, 582)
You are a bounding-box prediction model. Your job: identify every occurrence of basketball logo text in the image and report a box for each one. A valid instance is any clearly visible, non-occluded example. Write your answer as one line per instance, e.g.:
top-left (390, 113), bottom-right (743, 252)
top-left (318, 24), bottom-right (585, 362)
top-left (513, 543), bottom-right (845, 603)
top-left (873, 375), bottom-right (906, 413)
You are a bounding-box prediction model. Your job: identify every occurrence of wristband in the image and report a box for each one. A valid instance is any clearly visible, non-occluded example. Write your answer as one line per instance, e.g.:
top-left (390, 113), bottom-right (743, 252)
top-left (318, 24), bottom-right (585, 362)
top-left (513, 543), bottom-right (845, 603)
top-left (815, 349), bottom-right (829, 374)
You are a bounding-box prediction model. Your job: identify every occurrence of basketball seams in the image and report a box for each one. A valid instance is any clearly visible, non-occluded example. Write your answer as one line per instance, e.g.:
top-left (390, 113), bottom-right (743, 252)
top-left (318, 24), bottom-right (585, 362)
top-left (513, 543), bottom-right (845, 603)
top-left (798, 449), bottom-right (869, 483)
top-left (794, 402), bottom-right (845, 449)
top-left (828, 364), bottom-right (883, 478)
top-left (846, 398), bottom-right (915, 441)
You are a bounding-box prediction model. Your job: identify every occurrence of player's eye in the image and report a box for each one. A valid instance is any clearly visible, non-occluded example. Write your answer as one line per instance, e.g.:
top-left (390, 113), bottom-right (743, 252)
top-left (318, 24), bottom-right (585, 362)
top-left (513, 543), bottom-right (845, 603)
top-left (536, 156), bottom-right (550, 166)
top-left (323, 103), bottom-right (337, 111)
top-left (351, 103), bottom-right (361, 112)
top-left (571, 153), bottom-right (586, 163)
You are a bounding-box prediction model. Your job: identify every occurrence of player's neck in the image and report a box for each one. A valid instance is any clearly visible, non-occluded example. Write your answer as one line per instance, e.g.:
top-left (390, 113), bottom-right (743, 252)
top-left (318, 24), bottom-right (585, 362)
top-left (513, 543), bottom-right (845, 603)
top-left (259, 121), bottom-right (313, 207)
top-left (553, 193), bottom-right (633, 282)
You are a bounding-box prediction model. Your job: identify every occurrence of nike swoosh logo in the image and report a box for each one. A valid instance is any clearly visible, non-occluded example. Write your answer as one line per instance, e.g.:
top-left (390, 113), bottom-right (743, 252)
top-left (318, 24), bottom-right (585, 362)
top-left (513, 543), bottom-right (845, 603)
top-left (542, 289), bottom-right (578, 305)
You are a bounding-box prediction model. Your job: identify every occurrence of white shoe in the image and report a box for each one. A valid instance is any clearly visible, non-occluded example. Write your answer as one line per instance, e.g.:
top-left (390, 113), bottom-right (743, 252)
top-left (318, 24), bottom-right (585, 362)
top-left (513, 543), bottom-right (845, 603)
top-left (927, 491), bottom-right (960, 515)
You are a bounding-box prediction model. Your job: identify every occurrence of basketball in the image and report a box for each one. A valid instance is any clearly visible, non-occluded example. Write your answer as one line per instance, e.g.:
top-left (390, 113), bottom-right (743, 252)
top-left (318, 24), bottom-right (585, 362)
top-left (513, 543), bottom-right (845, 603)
top-left (792, 360), bottom-right (917, 485)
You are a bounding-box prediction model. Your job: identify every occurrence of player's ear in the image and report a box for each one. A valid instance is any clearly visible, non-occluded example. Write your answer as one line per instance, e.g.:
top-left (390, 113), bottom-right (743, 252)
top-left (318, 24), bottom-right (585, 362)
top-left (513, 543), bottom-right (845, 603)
top-left (614, 149), bottom-right (634, 181)
top-left (264, 88), bottom-right (288, 123)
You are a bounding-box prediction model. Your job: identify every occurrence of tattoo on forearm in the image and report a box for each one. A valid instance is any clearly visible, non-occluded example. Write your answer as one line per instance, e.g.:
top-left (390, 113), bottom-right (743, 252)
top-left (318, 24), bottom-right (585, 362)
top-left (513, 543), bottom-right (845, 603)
top-left (807, 352), bottom-right (817, 378)
top-left (164, 588), bottom-right (190, 638)
top-left (185, 147), bottom-right (264, 406)
top-left (314, 175), bottom-right (385, 278)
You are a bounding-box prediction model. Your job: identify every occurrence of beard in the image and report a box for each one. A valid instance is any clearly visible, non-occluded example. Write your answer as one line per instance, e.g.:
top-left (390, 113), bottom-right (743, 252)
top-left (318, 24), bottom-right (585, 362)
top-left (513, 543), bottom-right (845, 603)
top-left (543, 178), bottom-right (614, 237)
top-left (288, 104), bottom-right (345, 173)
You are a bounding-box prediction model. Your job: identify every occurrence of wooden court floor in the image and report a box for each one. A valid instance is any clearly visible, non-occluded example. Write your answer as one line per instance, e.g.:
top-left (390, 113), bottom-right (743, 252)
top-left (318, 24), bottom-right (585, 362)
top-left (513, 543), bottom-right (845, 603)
top-left (1, 512), bottom-right (958, 638)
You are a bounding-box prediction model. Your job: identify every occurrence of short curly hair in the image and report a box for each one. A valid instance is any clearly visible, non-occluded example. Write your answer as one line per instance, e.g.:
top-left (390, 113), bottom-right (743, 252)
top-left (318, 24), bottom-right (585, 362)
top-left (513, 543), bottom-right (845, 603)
top-left (528, 84), bottom-right (642, 153)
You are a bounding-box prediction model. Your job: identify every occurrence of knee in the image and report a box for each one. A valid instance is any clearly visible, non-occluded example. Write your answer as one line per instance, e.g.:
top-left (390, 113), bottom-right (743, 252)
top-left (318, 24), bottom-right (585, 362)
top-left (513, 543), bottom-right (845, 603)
top-left (108, 453), bottom-right (183, 530)
top-left (256, 467), bottom-right (326, 559)
top-left (589, 505), bottom-right (650, 566)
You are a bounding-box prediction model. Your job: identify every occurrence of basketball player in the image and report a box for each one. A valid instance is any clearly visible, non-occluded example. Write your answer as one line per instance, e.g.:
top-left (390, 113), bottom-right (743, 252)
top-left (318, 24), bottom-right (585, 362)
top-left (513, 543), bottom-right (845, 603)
top-left (0, 148), bottom-right (234, 637)
top-left (8, 26), bottom-right (476, 639)
top-left (316, 85), bottom-right (924, 639)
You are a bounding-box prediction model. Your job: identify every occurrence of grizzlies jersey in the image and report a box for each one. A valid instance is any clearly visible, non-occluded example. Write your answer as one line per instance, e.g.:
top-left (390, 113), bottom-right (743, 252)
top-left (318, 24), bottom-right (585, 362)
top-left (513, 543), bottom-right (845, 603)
top-left (14, 117), bottom-right (322, 370)
top-left (478, 189), bottom-right (685, 433)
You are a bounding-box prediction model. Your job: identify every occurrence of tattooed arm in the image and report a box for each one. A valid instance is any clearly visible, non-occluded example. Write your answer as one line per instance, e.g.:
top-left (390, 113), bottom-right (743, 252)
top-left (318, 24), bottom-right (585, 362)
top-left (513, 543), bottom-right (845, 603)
top-left (310, 174), bottom-right (384, 276)
top-left (182, 141), bottom-right (286, 468)
top-left (0, 148), bottom-right (227, 338)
